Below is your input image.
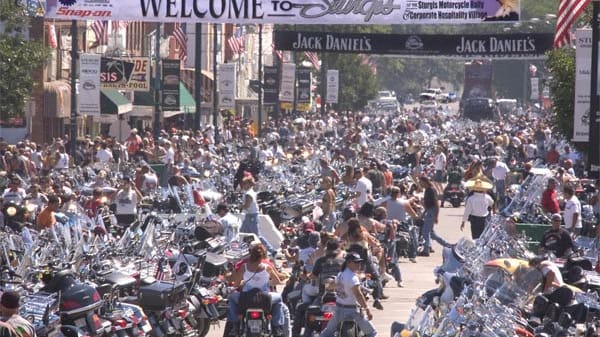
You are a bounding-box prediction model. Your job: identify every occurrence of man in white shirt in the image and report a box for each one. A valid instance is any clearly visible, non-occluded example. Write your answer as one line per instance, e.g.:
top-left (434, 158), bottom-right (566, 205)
top-left (563, 186), bottom-right (582, 234)
top-left (114, 177), bottom-right (141, 227)
top-left (2, 179), bottom-right (26, 205)
top-left (95, 143), bottom-right (113, 164)
top-left (354, 167), bottom-right (373, 208)
top-left (461, 182), bottom-right (494, 239)
top-left (433, 146), bottom-right (447, 183)
top-left (490, 157), bottom-right (510, 208)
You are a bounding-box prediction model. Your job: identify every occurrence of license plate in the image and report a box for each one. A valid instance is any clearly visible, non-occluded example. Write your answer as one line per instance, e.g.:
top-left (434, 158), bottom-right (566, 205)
top-left (141, 322), bottom-right (152, 333)
top-left (248, 320), bottom-right (261, 333)
top-left (74, 318), bottom-right (87, 329)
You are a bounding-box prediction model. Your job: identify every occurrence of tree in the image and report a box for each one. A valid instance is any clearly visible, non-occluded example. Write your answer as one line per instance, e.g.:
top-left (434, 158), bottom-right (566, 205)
top-left (545, 48), bottom-right (585, 151)
top-left (0, 1), bottom-right (47, 124)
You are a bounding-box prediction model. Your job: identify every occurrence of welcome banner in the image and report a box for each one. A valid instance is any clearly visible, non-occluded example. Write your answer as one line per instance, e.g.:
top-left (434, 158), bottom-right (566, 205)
top-left (46, 0), bottom-right (519, 24)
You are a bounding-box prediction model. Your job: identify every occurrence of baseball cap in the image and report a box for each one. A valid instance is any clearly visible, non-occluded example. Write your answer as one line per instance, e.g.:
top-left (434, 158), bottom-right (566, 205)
top-left (0, 290), bottom-right (20, 309)
top-left (551, 213), bottom-right (562, 221)
top-left (345, 252), bottom-right (364, 263)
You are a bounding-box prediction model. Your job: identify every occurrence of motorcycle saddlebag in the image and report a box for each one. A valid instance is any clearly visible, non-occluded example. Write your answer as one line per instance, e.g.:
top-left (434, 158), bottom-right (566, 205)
top-left (138, 281), bottom-right (187, 311)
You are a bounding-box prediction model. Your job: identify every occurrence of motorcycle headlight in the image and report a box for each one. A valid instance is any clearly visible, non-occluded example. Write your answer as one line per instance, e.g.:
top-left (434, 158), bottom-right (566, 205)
top-left (101, 196), bottom-right (108, 204)
top-left (5, 206), bottom-right (17, 217)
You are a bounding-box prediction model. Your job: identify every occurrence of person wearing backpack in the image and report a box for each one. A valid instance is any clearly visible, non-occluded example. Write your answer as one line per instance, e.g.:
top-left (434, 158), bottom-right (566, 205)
top-left (292, 238), bottom-right (345, 337)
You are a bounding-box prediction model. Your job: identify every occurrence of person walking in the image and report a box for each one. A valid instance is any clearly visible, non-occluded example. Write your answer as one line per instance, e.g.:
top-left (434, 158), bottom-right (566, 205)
top-left (461, 178), bottom-right (494, 239)
top-left (240, 176), bottom-right (277, 255)
top-left (418, 176), bottom-right (451, 256)
top-left (319, 253), bottom-right (377, 337)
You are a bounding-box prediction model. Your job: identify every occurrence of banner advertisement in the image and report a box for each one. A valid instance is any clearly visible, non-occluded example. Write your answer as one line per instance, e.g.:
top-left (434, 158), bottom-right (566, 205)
top-left (78, 53), bottom-right (101, 116)
top-left (326, 70), bottom-right (339, 104)
top-left (280, 63), bottom-right (296, 103)
top-left (296, 67), bottom-right (312, 105)
top-left (263, 66), bottom-right (279, 104)
top-left (274, 31), bottom-right (552, 59)
top-left (101, 57), bottom-right (134, 87)
top-left (101, 57), bottom-right (151, 91)
top-left (161, 59), bottom-right (180, 111)
top-left (218, 63), bottom-right (236, 109)
top-left (46, 0), bottom-right (520, 25)
top-left (530, 77), bottom-right (539, 101)
top-left (573, 29), bottom-right (590, 142)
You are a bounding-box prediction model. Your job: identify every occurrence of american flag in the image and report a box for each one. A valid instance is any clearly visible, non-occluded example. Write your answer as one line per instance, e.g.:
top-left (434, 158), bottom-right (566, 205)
top-left (113, 20), bottom-right (129, 31)
top-left (554, 0), bottom-right (590, 48)
top-left (360, 54), bottom-right (377, 75)
top-left (172, 23), bottom-right (188, 62)
top-left (155, 258), bottom-right (169, 281)
top-left (227, 25), bottom-right (245, 56)
top-left (271, 43), bottom-right (283, 61)
top-left (304, 51), bottom-right (320, 70)
top-left (91, 20), bottom-right (108, 47)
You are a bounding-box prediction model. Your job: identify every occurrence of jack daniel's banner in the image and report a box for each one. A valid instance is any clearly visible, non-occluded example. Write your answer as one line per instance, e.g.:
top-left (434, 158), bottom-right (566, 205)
top-left (46, 0), bottom-right (519, 24)
top-left (274, 31), bottom-right (552, 59)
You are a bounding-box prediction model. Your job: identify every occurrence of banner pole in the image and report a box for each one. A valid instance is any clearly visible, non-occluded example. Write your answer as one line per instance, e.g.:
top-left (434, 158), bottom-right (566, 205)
top-left (589, 0), bottom-right (600, 179)
top-left (258, 24), bottom-right (263, 137)
top-left (212, 23), bottom-right (219, 141)
top-left (154, 22), bottom-right (162, 140)
top-left (194, 23), bottom-right (202, 132)
top-left (70, 20), bottom-right (78, 157)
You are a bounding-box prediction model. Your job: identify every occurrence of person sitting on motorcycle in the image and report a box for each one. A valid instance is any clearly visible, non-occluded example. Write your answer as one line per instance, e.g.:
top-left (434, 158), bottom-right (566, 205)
top-left (292, 238), bottom-right (346, 337)
top-left (0, 290), bottom-right (36, 337)
top-left (318, 253), bottom-right (377, 337)
top-left (224, 244), bottom-right (289, 337)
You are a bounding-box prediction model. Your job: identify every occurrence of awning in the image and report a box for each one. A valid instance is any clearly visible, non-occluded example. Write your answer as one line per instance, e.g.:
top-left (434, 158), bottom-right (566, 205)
top-left (133, 81), bottom-right (196, 118)
top-left (44, 81), bottom-right (71, 118)
top-left (101, 89), bottom-right (132, 115)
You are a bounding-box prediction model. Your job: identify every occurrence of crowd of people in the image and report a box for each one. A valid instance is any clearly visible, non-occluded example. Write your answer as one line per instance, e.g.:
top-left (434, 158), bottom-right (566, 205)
top-left (0, 103), bottom-right (599, 337)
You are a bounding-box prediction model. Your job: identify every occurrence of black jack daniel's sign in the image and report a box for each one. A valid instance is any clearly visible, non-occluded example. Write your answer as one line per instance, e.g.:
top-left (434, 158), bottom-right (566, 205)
top-left (274, 31), bottom-right (553, 59)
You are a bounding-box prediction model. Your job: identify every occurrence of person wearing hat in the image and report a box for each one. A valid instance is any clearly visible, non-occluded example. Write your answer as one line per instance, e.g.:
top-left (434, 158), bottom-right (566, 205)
top-left (461, 178), bottom-right (495, 239)
top-left (539, 213), bottom-right (574, 258)
top-left (0, 290), bottom-right (36, 337)
top-left (489, 157), bottom-right (510, 209)
top-left (318, 252), bottom-right (377, 337)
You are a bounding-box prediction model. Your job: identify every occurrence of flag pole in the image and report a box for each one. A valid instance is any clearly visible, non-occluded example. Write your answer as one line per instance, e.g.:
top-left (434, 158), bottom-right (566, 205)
top-left (212, 24), bottom-right (219, 141)
top-left (589, 0), bottom-right (600, 179)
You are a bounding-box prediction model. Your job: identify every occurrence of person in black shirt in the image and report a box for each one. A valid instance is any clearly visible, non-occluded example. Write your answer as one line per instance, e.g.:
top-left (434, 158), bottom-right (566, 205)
top-left (419, 176), bottom-right (451, 256)
top-left (539, 213), bottom-right (575, 258)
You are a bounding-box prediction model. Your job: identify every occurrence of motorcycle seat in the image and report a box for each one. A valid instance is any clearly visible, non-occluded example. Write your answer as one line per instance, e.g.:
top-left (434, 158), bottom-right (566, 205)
top-left (140, 277), bottom-right (156, 286)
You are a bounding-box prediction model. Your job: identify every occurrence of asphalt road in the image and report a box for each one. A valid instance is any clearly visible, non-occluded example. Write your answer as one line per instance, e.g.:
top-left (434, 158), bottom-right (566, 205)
top-left (206, 205), bottom-right (469, 337)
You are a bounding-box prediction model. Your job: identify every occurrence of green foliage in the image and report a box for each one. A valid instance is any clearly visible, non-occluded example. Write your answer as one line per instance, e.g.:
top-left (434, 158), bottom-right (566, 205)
top-left (545, 48), bottom-right (585, 151)
top-left (325, 53), bottom-right (379, 111)
top-left (0, 1), bottom-right (47, 123)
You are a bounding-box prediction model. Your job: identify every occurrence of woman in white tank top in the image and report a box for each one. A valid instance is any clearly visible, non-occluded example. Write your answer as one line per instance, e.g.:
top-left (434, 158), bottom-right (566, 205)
top-left (225, 244), bottom-right (289, 337)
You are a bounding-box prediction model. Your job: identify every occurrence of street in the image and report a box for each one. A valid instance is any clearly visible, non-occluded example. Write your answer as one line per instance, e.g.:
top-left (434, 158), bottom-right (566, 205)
top-left (207, 205), bottom-right (468, 337)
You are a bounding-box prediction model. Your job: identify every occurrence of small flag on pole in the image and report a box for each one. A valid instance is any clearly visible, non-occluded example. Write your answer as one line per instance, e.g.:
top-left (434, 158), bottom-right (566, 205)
top-left (227, 25), bottom-right (245, 56)
top-left (554, 0), bottom-right (590, 48)
top-left (91, 20), bottom-right (108, 47)
top-left (304, 51), bottom-right (320, 70)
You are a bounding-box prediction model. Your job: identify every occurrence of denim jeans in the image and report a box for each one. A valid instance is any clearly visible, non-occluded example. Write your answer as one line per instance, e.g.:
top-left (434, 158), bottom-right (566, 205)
top-left (321, 211), bottom-right (337, 233)
top-left (240, 213), bottom-right (277, 254)
top-left (320, 306), bottom-right (377, 337)
top-left (227, 291), bottom-right (287, 327)
top-left (421, 208), bottom-right (450, 250)
top-left (494, 179), bottom-right (506, 208)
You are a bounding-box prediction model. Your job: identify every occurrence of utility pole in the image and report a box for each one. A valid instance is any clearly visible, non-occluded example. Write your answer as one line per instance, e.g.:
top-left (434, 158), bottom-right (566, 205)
top-left (70, 20), bottom-right (78, 157)
top-left (194, 23), bottom-right (202, 131)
